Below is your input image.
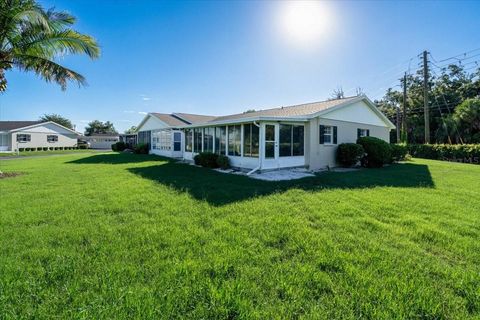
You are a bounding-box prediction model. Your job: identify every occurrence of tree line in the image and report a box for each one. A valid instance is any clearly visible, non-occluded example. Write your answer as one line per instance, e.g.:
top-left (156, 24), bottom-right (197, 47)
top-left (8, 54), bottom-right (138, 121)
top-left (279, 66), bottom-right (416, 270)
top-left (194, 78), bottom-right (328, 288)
top-left (375, 64), bottom-right (480, 144)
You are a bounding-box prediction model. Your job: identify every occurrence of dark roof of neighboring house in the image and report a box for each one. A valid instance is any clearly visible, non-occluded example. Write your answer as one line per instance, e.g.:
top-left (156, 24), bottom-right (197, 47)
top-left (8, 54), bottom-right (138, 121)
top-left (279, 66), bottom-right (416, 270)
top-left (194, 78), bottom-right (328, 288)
top-left (210, 96), bottom-right (359, 123)
top-left (0, 121), bottom-right (44, 131)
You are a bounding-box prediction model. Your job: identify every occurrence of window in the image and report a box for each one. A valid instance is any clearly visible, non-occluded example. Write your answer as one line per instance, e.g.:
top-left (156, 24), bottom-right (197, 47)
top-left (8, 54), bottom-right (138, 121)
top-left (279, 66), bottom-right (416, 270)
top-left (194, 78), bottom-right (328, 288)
top-left (357, 128), bottom-right (370, 138)
top-left (185, 129), bottom-right (193, 152)
top-left (243, 123), bottom-right (259, 157)
top-left (228, 125), bottom-right (241, 156)
top-left (47, 135), bottom-right (58, 142)
top-left (279, 125), bottom-right (304, 157)
top-left (319, 125), bottom-right (337, 144)
top-left (16, 134), bottom-right (31, 142)
top-left (193, 128), bottom-right (202, 152)
top-left (138, 131), bottom-right (151, 147)
top-left (265, 124), bottom-right (275, 158)
top-left (203, 127), bottom-right (214, 153)
top-left (215, 126), bottom-right (226, 155)
top-left (152, 130), bottom-right (172, 151)
top-left (173, 132), bottom-right (181, 151)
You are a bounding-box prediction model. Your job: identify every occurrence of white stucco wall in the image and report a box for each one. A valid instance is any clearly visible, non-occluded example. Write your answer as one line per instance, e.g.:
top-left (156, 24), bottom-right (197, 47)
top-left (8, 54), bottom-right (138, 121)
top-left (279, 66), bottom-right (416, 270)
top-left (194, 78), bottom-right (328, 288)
top-left (10, 123), bottom-right (78, 151)
top-left (307, 117), bottom-right (391, 170)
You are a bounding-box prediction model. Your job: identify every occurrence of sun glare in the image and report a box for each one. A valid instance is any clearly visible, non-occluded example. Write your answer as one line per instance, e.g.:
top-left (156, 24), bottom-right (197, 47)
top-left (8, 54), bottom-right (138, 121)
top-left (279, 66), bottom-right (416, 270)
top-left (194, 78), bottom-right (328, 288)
top-left (276, 1), bottom-right (333, 49)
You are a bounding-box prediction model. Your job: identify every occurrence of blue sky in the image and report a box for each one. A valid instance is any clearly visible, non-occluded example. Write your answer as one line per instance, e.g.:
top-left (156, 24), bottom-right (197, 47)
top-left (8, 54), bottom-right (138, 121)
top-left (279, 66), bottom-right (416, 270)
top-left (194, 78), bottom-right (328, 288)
top-left (1, 0), bottom-right (479, 133)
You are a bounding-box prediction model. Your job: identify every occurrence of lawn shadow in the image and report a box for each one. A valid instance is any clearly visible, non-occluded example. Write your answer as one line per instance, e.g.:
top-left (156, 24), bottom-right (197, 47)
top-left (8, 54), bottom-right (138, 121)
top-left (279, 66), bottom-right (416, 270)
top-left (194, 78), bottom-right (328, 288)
top-left (127, 162), bottom-right (434, 206)
top-left (67, 153), bottom-right (170, 165)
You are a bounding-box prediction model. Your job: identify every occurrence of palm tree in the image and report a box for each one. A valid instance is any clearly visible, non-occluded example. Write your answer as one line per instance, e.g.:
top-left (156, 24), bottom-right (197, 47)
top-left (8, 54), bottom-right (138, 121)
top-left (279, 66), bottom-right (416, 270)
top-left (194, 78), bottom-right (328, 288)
top-left (0, 0), bottom-right (100, 92)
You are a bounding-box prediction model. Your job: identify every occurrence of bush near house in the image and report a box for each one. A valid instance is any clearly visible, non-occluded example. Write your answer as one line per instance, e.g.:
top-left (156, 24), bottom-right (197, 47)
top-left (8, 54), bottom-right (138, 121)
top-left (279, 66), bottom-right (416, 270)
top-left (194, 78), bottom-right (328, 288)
top-left (111, 141), bottom-right (127, 152)
top-left (357, 137), bottom-right (392, 168)
top-left (407, 144), bottom-right (480, 163)
top-left (194, 152), bottom-right (231, 169)
top-left (336, 143), bottom-right (365, 167)
top-left (216, 155), bottom-right (230, 169)
top-left (391, 144), bottom-right (408, 162)
top-left (134, 143), bottom-right (149, 154)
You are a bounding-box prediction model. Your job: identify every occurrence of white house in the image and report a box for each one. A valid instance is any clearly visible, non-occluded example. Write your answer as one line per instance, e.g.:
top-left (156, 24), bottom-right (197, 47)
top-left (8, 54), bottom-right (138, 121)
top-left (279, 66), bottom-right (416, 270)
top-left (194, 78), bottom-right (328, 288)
top-left (0, 121), bottom-right (80, 152)
top-left (135, 96), bottom-right (395, 171)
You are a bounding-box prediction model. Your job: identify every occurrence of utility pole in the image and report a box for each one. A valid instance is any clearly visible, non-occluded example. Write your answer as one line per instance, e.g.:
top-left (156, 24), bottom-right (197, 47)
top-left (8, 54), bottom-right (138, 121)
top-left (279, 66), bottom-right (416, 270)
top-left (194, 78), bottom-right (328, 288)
top-left (423, 50), bottom-right (430, 144)
top-left (396, 105), bottom-right (400, 143)
top-left (402, 72), bottom-right (408, 143)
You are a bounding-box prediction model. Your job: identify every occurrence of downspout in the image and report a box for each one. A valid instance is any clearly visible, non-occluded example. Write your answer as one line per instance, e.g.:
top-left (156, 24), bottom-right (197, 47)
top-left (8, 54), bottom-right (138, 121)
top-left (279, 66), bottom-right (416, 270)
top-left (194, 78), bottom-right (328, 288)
top-left (246, 121), bottom-right (261, 176)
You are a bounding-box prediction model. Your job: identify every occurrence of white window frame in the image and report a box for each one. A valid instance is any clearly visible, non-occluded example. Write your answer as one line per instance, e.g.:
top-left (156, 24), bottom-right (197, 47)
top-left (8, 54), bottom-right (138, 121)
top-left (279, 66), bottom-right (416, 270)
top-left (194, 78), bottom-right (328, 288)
top-left (17, 134), bottom-right (31, 143)
top-left (358, 129), bottom-right (369, 138)
top-left (323, 126), bottom-right (333, 145)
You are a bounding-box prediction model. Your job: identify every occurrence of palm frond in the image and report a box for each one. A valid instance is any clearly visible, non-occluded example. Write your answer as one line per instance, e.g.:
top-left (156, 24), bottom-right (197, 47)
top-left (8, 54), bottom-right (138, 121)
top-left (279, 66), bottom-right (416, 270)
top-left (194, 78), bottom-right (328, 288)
top-left (14, 53), bottom-right (86, 90)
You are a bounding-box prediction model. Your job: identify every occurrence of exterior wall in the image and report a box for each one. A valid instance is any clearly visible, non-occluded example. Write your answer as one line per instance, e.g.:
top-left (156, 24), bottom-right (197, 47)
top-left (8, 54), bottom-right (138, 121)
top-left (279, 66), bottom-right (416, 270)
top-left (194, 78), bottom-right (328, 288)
top-left (10, 123), bottom-right (78, 151)
top-left (308, 117), bottom-right (391, 170)
top-left (85, 135), bottom-right (119, 149)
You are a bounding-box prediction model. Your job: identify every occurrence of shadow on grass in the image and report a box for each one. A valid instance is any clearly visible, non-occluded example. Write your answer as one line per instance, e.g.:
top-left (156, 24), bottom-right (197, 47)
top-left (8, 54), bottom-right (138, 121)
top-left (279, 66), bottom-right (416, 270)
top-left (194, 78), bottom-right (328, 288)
top-left (127, 162), bottom-right (434, 206)
top-left (67, 153), bottom-right (168, 165)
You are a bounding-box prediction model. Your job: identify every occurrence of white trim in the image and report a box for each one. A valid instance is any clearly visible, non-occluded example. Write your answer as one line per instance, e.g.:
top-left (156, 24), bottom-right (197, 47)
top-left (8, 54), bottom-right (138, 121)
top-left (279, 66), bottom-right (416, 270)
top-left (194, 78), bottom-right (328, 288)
top-left (8, 121), bottom-right (81, 135)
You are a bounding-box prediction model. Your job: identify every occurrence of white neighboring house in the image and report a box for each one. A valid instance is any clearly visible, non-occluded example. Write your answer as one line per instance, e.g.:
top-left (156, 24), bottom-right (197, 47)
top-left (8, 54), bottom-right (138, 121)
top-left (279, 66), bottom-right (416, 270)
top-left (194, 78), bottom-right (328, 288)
top-left (83, 134), bottom-right (119, 149)
top-left (135, 96), bottom-right (395, 171)
top-left (0, 121), bottom-right (80, 152)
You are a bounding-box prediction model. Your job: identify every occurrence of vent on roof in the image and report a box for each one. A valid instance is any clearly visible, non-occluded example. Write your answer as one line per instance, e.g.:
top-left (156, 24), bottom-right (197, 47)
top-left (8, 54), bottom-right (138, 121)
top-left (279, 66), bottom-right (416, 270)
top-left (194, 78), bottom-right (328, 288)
top-left (170, 114), bottom-right (191, 125)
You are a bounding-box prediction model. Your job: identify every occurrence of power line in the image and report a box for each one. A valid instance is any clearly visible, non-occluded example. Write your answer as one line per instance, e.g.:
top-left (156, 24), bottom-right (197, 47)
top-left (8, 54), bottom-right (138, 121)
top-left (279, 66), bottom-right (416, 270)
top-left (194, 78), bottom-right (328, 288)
top-left (434, 47), bottom-right (480, 63)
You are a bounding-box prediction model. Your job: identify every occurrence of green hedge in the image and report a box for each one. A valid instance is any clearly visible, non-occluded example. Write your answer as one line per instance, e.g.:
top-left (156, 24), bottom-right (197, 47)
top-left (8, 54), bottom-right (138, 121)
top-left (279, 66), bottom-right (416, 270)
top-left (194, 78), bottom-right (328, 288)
top-left (194, 152), bottom-right (230, 169)
top-left (357, 137), bottom-right (391, 168)
top-left (407, 144), bottom-right (480, 163)
top-left (336, 143), bottom-right (364, 167)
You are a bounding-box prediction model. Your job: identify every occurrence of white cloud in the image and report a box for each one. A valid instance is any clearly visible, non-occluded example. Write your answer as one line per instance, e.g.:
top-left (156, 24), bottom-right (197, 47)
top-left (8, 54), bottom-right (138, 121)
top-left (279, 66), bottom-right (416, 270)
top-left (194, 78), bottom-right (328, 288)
top-left (123, 110), bottom-right (135, 114)
top-left (140, 94), bottom-right (151, 101)
top-left (79, 120), bottom-right (91, 123)
top-left (138, 111), bottom-right (148, 115)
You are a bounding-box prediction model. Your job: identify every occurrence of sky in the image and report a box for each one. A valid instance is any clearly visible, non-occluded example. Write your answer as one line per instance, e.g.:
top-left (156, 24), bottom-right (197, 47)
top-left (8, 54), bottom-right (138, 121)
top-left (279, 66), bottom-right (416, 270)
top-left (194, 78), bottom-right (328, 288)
top-left (1, 0), bottom-right (479, 133)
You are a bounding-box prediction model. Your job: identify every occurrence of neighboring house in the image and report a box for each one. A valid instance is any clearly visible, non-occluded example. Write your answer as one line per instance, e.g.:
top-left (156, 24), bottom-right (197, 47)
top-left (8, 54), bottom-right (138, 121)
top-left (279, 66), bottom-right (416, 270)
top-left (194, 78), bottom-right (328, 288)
top-left (136, 113), bottom-right (216, 157)
top-left (0, 121), bottom-right (80, 152)
top-left (83, 134), bottom-right (119, 149)
top-left (135, 96), bottom-right (395, 171)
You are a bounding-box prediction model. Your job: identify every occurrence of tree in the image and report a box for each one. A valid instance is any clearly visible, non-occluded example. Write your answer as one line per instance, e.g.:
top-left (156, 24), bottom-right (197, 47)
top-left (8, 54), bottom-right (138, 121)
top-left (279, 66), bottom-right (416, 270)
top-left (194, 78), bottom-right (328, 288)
top-left (84, 120), bottom-right (117, 136)
top-left (124, 126), bottom-right (137, 134)
top-left (40, 113), bottom-right (73, 129)
top-left (452, 99), bottom-right (480, 143)
top-left (0, 0), bottom-right (100, 92)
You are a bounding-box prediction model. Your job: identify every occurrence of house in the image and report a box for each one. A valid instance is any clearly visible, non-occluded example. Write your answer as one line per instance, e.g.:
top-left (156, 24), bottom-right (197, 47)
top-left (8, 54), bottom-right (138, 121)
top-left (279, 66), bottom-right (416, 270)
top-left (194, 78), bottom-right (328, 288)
top-left (136, 113), bottom-right (216, 157)
top-left (83, 134), bottom-right (119, 149)
top-left (119, 133), bottom-right (137, 148)
top-left (135, 96), bottom-right (395, 171)
top-left (0, 121), bottom-right (80, 152)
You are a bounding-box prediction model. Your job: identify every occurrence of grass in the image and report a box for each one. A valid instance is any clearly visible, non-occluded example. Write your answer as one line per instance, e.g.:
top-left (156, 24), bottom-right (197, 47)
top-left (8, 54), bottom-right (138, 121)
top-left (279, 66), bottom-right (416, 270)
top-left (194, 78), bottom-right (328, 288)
top-left (0, 153), bottom-right (479, 319)
top-left (0, 149), bottom-right (107, 157)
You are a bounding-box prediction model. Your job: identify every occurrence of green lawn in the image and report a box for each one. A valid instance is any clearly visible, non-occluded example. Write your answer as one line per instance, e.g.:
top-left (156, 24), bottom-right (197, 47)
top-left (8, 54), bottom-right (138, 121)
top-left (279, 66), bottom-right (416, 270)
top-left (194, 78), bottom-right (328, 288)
top-left (0, 149), bottom-right (105, 157)
top-left (1, 153), bottom-right (479, 319)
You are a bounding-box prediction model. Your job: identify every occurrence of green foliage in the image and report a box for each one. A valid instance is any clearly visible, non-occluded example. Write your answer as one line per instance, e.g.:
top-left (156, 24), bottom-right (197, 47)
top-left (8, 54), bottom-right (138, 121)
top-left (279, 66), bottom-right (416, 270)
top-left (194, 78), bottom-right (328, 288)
top-left (194, 152), bottom-right (220, 168)
top-left (0, 153), bottom-right (479, 318)
top-left (134, 143), bottom-right (149, 154)
top-left (84, 120), bottom-right (117, 136)
top-left (0, 0), bottom-right (100, 92)
top-left (391, 144), bottom-right (408, 162)
top-left (216, 155), bottom-right (230, 169)
top-left (407, 144), bottom-right (480, 163)
top-left (357, 137), bottom-right (392, 167)
top-left (124, 126), bottom-right (137, 134)
top-left (39, 113), bottom-right (73, 129)
top-left (43, 147), bottom-right (48, 151)
top-left (452, 98), bottom-right (480, 143)
top-left (78, 144), bottom-right (88, 149)
top-left (111, 141), bottom-right (127, 152)
top-left (336, 143), bottom-right (364, 167)
top-left (18, 148), bottom-right (25, 152)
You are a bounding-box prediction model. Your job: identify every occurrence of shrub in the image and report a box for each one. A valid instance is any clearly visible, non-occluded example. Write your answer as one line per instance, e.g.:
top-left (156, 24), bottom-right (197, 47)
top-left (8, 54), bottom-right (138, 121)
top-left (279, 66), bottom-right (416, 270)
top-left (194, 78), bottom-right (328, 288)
top-left (78, 144), bottom-right (88, 149)
top-left (216, 154), bottom-right (230, 169)
top-left (357, 136), bottom-right (392, 168)
top-left (111, 141), bottom-right (127, 152)
top-left (49, 147), bottom-right (54, 151)
top-left (134, 143), bottom-right (149, 154)
top-left (19, 148), bottom-right (25, 152)
top-left (43, 147), bottom-right (48, 151)
top-left (391, 144), bottom-right (408, 162)
top-left (193, 152), bottom-right (218, 168)
top-left (336, 143), bottom-right (364, 167)
top-left (406, 144), bottom-right (480, 163)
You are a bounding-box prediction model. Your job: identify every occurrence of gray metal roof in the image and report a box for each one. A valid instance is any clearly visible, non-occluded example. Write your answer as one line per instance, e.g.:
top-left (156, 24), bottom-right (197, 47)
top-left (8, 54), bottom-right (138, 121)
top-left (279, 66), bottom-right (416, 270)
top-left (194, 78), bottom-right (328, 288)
top-left (0, 121), bottom-right (44, 131)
